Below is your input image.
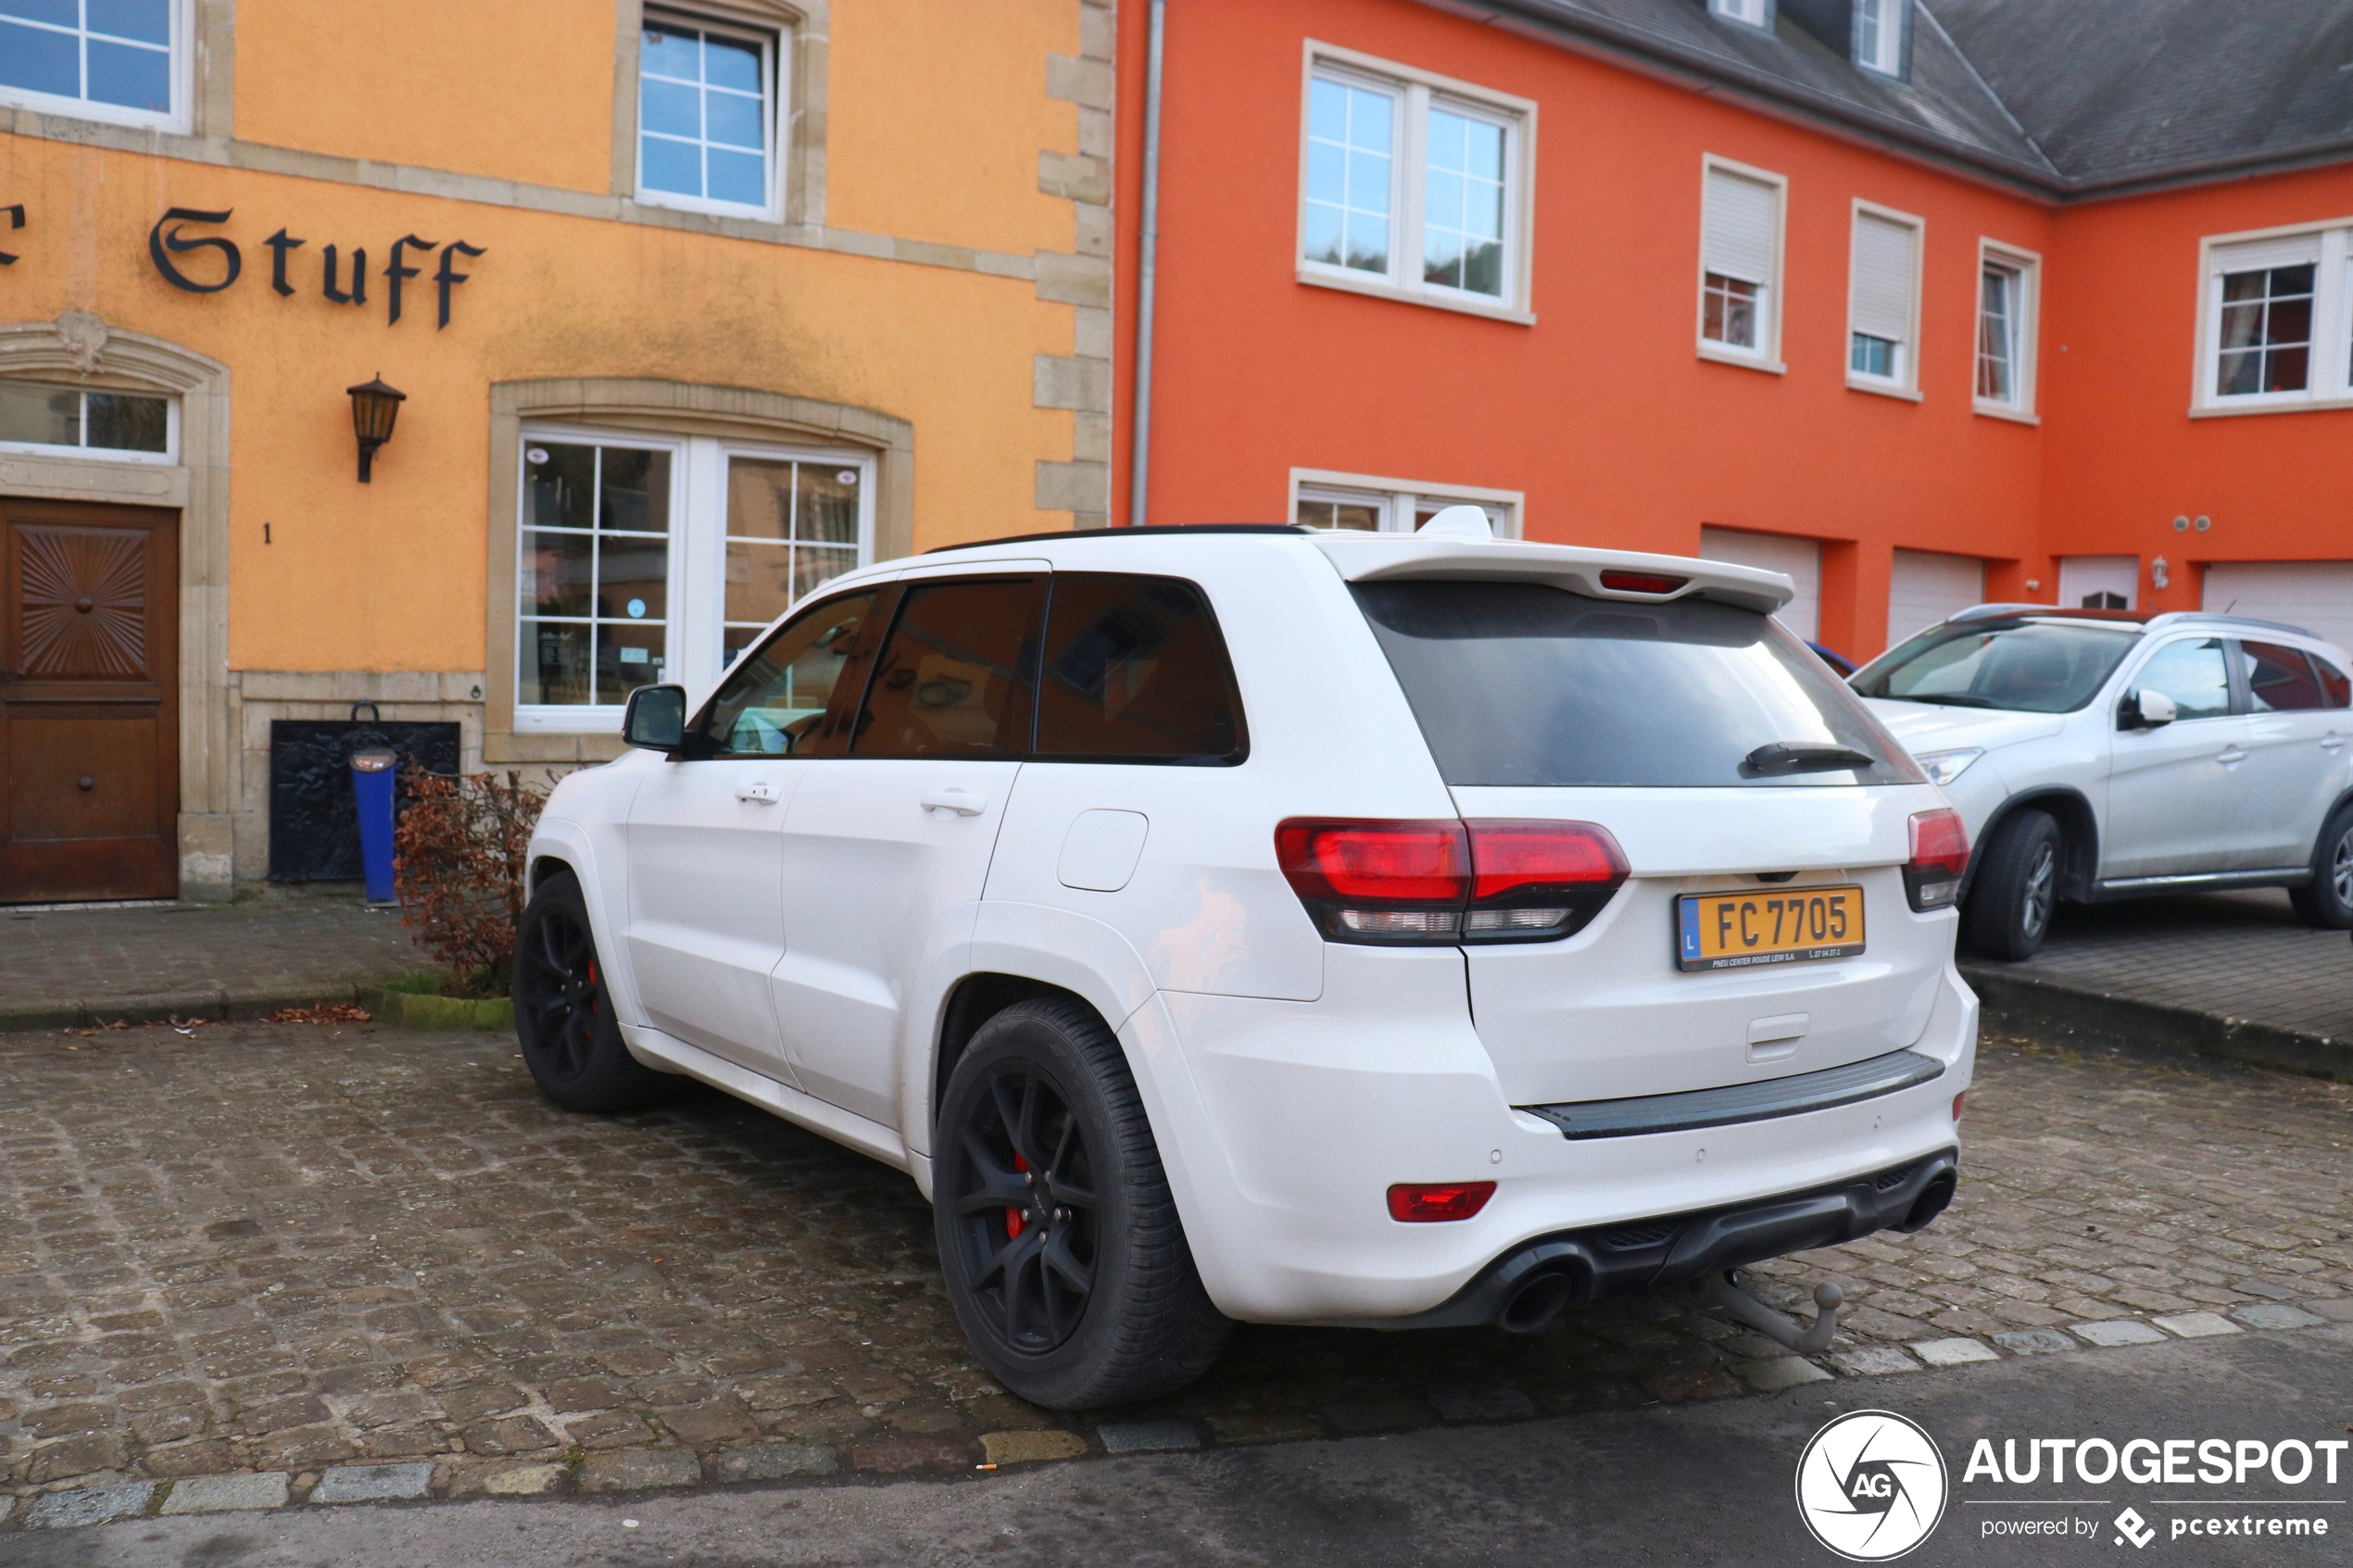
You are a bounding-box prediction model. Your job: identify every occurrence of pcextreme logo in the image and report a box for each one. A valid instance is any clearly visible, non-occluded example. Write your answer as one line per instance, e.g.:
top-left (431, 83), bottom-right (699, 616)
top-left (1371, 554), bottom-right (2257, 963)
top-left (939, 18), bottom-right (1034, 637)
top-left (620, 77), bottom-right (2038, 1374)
top-left (1796, 1410), bottom-right (1951, 1561)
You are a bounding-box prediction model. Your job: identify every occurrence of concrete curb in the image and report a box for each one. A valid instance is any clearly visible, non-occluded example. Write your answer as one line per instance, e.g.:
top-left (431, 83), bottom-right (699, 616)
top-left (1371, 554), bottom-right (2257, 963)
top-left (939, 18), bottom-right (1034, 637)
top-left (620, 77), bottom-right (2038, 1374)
top-left (0, 986), bottom-right (374, 1035)
top-left (6, 1302), bottom-right (2342, 1530)
top-left (359, 988), bottom-right (515, 1033)
top-left (1963, 964), bottom-right (2353, 1083)
top-left (0, 985), bottom-right (512, 1035)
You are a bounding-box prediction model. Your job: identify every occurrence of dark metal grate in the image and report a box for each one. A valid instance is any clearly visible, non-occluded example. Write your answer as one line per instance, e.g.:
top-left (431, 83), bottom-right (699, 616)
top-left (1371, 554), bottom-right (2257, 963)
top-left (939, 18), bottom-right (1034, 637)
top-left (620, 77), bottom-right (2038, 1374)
top-left (1875, 1163), bottom-right (1917, 1192)
top-left (1599, 1222), bottom-right (1678, 1250)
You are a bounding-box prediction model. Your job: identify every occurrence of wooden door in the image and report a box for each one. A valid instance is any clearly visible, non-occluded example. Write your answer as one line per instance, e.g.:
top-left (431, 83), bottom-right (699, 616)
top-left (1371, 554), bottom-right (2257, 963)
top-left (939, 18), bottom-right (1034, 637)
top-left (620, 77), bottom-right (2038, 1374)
top-left (0, 500), bottom-right (181, 902)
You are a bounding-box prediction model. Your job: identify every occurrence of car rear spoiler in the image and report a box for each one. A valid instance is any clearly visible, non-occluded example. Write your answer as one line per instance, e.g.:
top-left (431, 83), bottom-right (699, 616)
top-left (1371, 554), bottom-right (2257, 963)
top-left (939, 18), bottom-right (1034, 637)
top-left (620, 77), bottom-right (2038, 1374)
top-left (1310, 533), bottom-right (1793, 617)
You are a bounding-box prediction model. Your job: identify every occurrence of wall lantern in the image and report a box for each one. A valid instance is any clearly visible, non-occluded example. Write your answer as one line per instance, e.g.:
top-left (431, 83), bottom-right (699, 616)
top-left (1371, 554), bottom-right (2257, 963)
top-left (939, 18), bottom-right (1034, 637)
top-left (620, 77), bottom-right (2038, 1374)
top-left (346, 373), bottom-right (406, 483)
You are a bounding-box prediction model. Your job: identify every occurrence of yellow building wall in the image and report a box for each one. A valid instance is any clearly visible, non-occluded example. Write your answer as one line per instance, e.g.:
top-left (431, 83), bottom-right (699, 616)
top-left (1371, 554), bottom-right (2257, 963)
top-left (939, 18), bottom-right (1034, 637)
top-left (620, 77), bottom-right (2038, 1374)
top-left (0, 0), bottom-right (1093, 678)
top-left (827, 0), bottom-right (1083, 253)
top-left (234, 0), bottom-right (619, 194)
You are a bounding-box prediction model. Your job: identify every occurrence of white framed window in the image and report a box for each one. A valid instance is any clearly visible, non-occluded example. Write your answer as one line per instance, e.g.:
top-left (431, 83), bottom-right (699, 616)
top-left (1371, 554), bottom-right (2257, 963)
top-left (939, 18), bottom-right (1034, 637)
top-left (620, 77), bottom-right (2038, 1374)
top-left (636, 10), bottom-right (786, 220)
top-left (0, 0), bottom-right (190, 132)
top-left (1298, 43), bottom-right (1536, 322)
top-left (1854, 0), bottom-right (1906, 77)
top-left (1698, 156), bottom-right (1786, 371)
top-left (2192, 224), bottom-right (2353, 415)
top-left (1848, 202), bottom-right (1924, 398)
top-left (0, 379), bottom-right (176, 463)
top-left (1289, 469), bottom-right (1523, 538)
top-left (515, 426), bottom-right (874, 733)
top-left (1710, 0), bottom-right (1772, 29)
top-left (1974, 241), bottom-right (2040, 420)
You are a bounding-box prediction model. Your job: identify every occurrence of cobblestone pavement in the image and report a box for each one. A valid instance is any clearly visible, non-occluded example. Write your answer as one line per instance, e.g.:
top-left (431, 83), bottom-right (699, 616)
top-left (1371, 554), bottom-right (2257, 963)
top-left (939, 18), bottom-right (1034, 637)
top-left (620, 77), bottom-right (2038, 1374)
top-left (0, 892), bottom-right (422, 1028)
top-left (3, 1019), bottom-right (2348, 1525)
top-left (1972, 887), bottom-right (2353, 1042)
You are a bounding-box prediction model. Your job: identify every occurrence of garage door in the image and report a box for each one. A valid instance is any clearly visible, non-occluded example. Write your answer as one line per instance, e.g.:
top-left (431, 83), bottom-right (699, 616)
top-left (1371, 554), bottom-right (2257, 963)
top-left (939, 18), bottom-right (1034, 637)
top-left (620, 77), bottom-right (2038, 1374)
top-left (1700, 527), bottom-right (1820, 642)
top-left (2057, 556), bottom-right (2136, 611)
top-left (2203, 561), bottom-right (2353, 654)
top-left (1887, 549), bottom-right (1984, 646)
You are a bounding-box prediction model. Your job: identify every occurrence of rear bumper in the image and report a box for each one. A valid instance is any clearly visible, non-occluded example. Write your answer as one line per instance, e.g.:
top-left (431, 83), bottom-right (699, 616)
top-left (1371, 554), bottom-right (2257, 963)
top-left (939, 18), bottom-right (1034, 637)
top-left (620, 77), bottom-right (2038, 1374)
top-left (1372, 1148), bottom-right (1957, 1331)
top-left (1142, 951), bottom-right (1978, 1325)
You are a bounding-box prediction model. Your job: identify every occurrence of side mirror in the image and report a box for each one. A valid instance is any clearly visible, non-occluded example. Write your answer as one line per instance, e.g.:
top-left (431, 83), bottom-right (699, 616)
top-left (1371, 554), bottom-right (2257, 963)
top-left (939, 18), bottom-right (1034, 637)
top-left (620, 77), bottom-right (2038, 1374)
top-left (2119, 688), bottom-right (2177, 731)
top-left (622, 684), bottom-right (687, 752)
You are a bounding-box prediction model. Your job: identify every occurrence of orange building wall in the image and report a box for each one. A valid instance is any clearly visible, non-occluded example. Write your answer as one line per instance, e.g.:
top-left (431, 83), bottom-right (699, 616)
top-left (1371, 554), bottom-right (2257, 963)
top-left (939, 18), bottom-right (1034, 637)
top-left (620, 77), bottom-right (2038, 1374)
top-left (2038, 164), bottom-right (2353, 619)
top-left (235, 0), bottom-right (620, 194)
top-left (1115, 0), bottom-right (2057, 662)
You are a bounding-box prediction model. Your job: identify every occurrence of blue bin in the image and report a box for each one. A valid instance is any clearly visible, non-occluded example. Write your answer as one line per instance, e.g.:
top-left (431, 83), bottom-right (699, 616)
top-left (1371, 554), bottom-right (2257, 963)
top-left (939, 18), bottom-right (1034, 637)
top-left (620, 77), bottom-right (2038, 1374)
top-left (350, 747), bottom-right (398, 903)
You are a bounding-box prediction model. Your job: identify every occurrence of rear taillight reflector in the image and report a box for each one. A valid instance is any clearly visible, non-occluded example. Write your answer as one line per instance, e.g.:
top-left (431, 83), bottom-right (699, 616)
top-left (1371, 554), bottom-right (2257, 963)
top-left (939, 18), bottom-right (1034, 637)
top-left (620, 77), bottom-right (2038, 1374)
top-left (1905, 808), bottom-right (1970, 912)
top-left (1951, 1091), bottom-right (1967, 1123)
top-left (1276, 819), bottom-right (1628, 946)
top-left (1387, 1181), bottom-right (1496, 1223)
top-left (1597, 570), bottom-right (1688, 595)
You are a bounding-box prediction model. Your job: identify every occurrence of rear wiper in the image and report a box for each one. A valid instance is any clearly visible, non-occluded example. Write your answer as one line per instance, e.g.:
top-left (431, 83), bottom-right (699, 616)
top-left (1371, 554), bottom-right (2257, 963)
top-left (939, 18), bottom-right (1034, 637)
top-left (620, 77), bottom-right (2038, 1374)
top-left (1898, 693), bottom-right (1997, 708)
top-left (1744, 742), bottom-right (1876, 775)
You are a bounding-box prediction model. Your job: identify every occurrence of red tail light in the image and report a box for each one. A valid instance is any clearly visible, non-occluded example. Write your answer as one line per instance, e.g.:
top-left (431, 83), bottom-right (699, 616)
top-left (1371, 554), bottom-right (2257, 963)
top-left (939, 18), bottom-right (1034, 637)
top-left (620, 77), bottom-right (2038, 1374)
top-left (1387, 1181), bottom-right (1496, 1223)
top-left (1275, 819), bottom-right (1628, 945)
top-left (1905, 808), bottom-right (1970, 912)
top-left (1597, 570), bottom-right (1689, 595)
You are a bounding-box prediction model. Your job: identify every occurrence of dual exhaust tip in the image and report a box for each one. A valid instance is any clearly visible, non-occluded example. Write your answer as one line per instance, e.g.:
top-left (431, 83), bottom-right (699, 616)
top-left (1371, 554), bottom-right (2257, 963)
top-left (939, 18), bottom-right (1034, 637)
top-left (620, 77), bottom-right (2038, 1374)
top-left (1488, 1161), bottom-right (1958, 1335)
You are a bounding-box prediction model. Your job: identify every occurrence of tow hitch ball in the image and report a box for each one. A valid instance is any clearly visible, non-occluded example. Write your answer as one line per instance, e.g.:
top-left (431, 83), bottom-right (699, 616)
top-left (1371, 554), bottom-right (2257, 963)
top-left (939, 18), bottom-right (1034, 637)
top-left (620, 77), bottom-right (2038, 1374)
top-left (1705, 1270), bottom-right (1843, 1355)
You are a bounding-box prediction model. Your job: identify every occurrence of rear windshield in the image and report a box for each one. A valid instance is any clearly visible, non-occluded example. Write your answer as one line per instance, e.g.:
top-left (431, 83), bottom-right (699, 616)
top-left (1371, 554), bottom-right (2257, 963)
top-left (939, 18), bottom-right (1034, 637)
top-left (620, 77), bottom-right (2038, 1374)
top-left (1353, 581), bottom-right (1921, 788)
top-left (1851, 618), bottom-right (2140, 713)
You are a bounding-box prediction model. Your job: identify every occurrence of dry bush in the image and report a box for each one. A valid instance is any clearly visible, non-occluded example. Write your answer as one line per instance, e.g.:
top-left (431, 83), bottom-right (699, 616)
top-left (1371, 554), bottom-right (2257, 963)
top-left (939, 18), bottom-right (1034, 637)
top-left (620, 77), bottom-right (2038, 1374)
top-left (392, 770), bottom-right (547, 994)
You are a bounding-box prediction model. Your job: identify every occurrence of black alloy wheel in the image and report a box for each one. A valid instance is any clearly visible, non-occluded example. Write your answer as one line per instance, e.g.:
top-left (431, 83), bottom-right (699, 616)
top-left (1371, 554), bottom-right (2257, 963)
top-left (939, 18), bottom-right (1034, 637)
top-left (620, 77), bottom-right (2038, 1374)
top-left (1963, 809), bottom-right (2061, 962)
top-left (933, 997), bottom-right (1230, 1409)
top-left (511, 870), bottom-right (673, 1113)
top-left (947, 1061), bottom-right (1099, 1353)
top-left (2289, 802), bottom-right (2353, 929)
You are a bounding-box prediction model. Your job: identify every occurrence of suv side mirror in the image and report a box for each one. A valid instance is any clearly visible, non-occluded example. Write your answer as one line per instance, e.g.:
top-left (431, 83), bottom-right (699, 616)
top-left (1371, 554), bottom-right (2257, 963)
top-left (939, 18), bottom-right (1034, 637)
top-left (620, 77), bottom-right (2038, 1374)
top-left (622, 684), bottom-right (687, 751)
top-left (2119, 688), bottom-right (2177, 731)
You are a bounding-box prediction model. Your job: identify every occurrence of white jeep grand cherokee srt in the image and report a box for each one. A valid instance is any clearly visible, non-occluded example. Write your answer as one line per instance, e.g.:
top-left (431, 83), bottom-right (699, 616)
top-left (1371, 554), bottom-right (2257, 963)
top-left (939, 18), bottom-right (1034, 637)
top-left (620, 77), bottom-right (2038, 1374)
top-left (515, 520), bottom-right (1976, 1408)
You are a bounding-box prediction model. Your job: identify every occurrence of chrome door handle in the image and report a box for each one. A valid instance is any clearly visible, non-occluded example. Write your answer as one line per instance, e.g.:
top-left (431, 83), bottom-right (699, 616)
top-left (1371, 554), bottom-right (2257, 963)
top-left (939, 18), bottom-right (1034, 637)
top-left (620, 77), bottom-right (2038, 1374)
top-left (922, 787), bottom-right (988, 817)
top-left (2323, 736), bottom-right (2346, 752)
top-left (736, 782), bottom-right (782, 803)
top-left (2215, 748), bottom-right (2246, 765)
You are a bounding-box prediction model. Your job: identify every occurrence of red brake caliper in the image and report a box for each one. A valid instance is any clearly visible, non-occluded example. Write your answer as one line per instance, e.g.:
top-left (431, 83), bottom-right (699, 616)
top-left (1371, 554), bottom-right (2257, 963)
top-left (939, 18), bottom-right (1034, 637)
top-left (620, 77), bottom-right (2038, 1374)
top-left (1006, 1153), bottom-right (1030, 1238)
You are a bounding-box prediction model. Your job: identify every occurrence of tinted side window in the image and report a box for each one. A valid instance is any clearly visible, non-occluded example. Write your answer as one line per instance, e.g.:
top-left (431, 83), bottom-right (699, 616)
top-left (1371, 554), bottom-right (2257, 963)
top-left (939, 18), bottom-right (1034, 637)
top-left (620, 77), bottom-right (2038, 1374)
top-left (698, 590), bottom-right (876, 758)
top-left (1035, 574), bottom-right (1246, 763)
top-left (2315, 653), bottom-right (2353, 708)
top-left (2134, 637), bottom-right (2232, 721)
top-left (851, 578), bottom-right (1044, 759)
top-left (2241, 641), bottom-right (2327, 711)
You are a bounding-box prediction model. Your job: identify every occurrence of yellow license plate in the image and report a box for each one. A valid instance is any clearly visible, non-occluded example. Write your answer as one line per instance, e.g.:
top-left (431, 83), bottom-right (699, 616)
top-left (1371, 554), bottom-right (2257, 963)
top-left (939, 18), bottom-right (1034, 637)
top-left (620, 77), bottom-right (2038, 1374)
top-left (1677, 886), bottom-right (1865, 972)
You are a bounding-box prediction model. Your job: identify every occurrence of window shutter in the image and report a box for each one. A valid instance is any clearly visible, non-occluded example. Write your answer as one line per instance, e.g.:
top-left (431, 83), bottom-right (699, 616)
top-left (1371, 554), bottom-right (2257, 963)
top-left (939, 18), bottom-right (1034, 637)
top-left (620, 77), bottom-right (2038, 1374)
top-left (1850, 211), bottom-right (1917, 344)
top-left (2211, 233), bottom-right (2321, 275)
top-left (1703, 169), bottom-right (1775, 285)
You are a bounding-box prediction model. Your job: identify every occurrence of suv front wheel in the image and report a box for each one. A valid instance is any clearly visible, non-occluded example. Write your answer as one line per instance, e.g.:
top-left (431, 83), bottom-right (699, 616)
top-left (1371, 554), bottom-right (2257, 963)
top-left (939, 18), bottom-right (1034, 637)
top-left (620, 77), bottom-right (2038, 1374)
top-left (2289, 800), bottom-right (2353, 929)
top-left (933, 997), bottom-right (1230, 1409)
top-left (1964, 809), bottom-right (2060, 962)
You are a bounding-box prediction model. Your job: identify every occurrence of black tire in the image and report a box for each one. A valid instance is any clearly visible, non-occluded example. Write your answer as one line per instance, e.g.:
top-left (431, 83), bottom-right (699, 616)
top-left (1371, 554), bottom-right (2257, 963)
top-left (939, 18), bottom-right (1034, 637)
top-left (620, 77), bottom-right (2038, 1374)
top-left (512, 869), bottom-right (674, 1113)
top-left (2288, 801), bottom-right (2353, 929)
top-left (1963, 809), bottom-right (2061, 962)
top-left (933, 997), bottom-right (1230, 1410)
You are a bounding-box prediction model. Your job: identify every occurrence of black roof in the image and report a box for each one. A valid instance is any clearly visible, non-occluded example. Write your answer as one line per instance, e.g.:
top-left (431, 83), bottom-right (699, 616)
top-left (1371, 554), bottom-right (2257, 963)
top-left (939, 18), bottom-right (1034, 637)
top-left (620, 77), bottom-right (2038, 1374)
top-left (1423, 0), bottom-right (2353, 197)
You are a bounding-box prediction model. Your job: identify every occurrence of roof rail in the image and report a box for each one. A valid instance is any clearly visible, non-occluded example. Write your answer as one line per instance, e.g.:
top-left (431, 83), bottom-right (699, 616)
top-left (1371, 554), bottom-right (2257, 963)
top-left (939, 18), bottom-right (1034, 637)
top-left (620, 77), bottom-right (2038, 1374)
top-left (1947, 603), bottom-right (2146, 624)
top-left (2145, 609), bottom-right (2314, 637)
top-left (924, 522), bottom-right (1308, 555)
